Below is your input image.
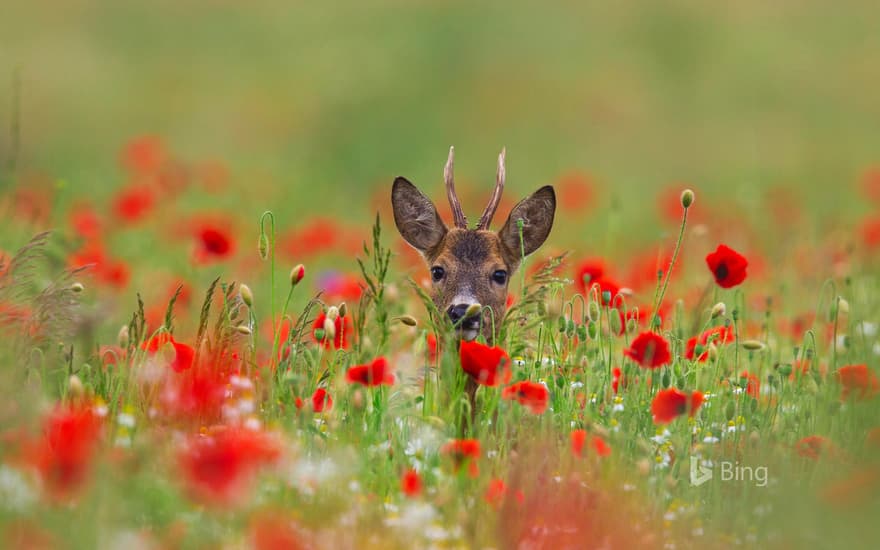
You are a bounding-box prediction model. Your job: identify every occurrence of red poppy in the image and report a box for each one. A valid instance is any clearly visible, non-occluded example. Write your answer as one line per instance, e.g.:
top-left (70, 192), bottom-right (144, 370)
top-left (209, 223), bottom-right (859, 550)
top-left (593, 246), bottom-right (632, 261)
top-left (651, 388), bottom-right (704, 424)
top-left (69, 203), bottom-right (102, 239)
top-left (401, 469), bottom-right (422, 497)
top-left (459, 340), bottom-right (511, 387)
top-left (311, 388), bottom-right (332, 412)
top-left (684, 325), bottom-right (734, 362)
top-left (158, 365), bottom-right (230, 424)
top-left (611, 367), bottom-right (623, 394)
top-left (837, 364), bottom-right (879, 400)
top-left (795, 435), bottom-right (832, 461)
top-left (570, 429), bottom-right (611, 458)
top-left (178, 427), bottom-right (280, 506)
top-left (557, 171), bottom-right (595, 214)
top-left (26, 403), bottom-right (102, 501)
top-left (120, 135), bottom-right (167, 174)
top-left (502, 381), bottom-right (550, 414)
top-left (68, 241), bottom-right (131, 289)
top-left (705, 244), bottom-right (748, 288)
top-left (194, 223), bottom-right (236, 263)
top-left (345, 357), bottom-right (394, 386)
top-left (740, 370), bottom-right (761, 399)
top-left (142, 332), bottom-right (195, 373)
top-left (282, 218), bottom-right (340, 259)
top-left (249, 510), bottom-right (308, 550)
top-left (316, 271), bottom-right (362, 303)
top-left (623, 331), bottom-right (672, 369)
top-left (311, 313), bottom-right (353, 350)
top-left (574, 259), bottom-right (621, 303)
top-left (113, 184), bottom-right (155, 223)
top-left (426, 333), bottom-right (439, 363)
top-left (441, 439), bottom-right (481, 477)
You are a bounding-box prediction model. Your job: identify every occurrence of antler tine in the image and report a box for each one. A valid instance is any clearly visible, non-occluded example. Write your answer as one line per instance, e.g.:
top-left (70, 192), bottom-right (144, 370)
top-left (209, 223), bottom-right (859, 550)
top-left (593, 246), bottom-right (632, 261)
top-left (476, 147), bottom-right (506, 230)
top-left (444, 146), bottom-right (468, 229)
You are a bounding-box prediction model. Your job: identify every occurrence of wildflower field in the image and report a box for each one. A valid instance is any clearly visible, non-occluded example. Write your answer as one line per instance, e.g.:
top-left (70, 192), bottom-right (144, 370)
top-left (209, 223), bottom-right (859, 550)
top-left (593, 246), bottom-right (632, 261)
top-left (2, 2), bottom-right (880, 549)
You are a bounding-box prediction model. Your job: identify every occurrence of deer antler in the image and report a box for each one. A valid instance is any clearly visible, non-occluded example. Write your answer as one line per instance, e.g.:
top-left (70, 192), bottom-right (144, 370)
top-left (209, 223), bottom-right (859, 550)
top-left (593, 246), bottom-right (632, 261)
top-left (444, 146), bottom-right (468, 229)
top-left (476, 147), bottom-right (505, 230)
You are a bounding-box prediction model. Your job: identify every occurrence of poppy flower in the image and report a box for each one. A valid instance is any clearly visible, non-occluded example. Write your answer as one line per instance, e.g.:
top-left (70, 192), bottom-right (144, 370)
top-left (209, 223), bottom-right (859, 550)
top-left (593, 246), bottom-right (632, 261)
top-left (142, 332), bottom-right (195, 373)
top-left (426, 333), bottom-right (439, 363)
top-left (401, 469), bottom-right (422, 497)
top-left (557, 171), bottom-right (595, 214)
top-left (651, 388), bottom-right (704, 424)
top-left (178, 427), bottom-right (280, 506)
top-left (158, 365), bottom-right (230, 424)
top-left (345, 357), bottom-right (394, 386)
top-left (249, 510), bottom-right (308, 550)
top-left (68, 241), bottom-right (131, 289)
top-left (685, 325), bottom-right (734, 362)
top-left (193, 223), bottom-right (236, 264)
top-left (120, 135), bottom-right (167, 174)
top-left (574, 259), bottom-right (621, 303)
top-left (113, 185), bottom-right (155, 223)
top-left (795, 435), bottom-right (832, 461)
top-left (441, 439), bottom-right (481, 477)
top-left (740, 370), bottom-right (761, 399)
top-left (69, 203), bottom-right (102, 239)
top-left (484, 478), bottom-right (524, 508)
top-left (502, 381), bottom-right (550, 414)
top-left (837, 364), bottom-right (879, 400)
top-left (282, 218), bottom-right (340, 259)
top-left (311, 388), bottom-right (332, 412)
top-left (611, 367), bottom-right (623, 394)
top-left (705, 244), bottom-right (748, 288)
top-left (459, 340), bottom-right (511, 387)
top-left (570, 429), bottom-right (611, 458)
top-left (311, 312), bottom-right (353, 350)
top-left (623, 331), bottom-right (672, 369)
top-left (27, 403), bottom-right (103, 501)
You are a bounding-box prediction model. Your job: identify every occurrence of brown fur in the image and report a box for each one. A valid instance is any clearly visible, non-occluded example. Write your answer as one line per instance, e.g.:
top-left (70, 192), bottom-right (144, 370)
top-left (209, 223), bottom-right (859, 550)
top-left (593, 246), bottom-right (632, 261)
top-left (391, 176), bottom-right (556, 341)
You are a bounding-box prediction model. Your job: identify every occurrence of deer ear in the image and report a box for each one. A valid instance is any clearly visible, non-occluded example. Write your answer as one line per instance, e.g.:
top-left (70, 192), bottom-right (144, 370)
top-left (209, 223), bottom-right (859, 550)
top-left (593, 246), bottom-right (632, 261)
top-left (498, 185), bottom-right (556, 265)
top-left (391, 177), bottom-right (448, 256)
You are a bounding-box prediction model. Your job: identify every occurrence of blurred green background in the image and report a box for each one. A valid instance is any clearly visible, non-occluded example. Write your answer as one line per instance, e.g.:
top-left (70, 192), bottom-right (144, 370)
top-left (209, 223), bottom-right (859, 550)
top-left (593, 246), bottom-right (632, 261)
top-left (2, 0), bottom-right (879, 248)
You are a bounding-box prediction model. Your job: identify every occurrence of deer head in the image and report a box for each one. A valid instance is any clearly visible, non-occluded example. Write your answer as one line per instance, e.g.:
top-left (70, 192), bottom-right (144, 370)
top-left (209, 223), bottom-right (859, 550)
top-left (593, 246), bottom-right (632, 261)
top-left (392, 147), bottom-right (556, 342)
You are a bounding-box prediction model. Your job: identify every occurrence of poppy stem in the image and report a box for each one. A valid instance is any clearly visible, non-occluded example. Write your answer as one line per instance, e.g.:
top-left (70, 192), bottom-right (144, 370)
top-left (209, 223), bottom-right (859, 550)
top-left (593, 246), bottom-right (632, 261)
top-left (651, 201), bottom-right (689, 332)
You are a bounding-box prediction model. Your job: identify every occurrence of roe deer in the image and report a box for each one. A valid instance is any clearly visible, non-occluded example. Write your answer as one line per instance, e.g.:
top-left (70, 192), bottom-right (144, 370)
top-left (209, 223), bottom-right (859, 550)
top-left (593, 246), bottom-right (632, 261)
top-left (391, 147), bottom-right (556, 343)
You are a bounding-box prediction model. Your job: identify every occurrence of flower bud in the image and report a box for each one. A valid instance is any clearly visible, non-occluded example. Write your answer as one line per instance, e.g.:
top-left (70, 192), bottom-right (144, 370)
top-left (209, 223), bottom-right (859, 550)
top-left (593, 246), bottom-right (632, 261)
top-left (395, 315), bottom-right (418, 327)
top-left (710, 302), bottom-right (726, 319)
top-left (741, 339), bottom-right (766, 351)
top-left (258, 234), bottom-right (270, 260)
top-left (68, 374), bottom-right (84, 398)
top-left (326, 306), bottom-right (339, 321)
top-left (290, 264), bottom-right (305, 287)
top-left (464, 303), bottom-right (482, 319)
top-left (239, 284), bottom-right (254, 307)
top-left (338, 302), bottom-right (347, 318)
top-left (70, 282), bottom-right (84, 293)
top-left (323, 318), bottom-right (336, 342)
top-left (680, 189), bottom-right (695, 209)
top-left (837, 298), bottom-right (849, 315)
top-left (118, 325), bottom-right (130, 348)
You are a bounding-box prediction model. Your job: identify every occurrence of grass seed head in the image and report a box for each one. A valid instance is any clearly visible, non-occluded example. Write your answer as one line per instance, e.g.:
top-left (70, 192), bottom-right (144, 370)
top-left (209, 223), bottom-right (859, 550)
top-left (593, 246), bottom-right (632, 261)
top-left (70, 282), bottom-right (84, 293)
top-left (118, 325), bottom-right (130, 348)
top-left (710, 302), bottom-right (726, 318)
top-left (239, 284), bottom-right (254, 307)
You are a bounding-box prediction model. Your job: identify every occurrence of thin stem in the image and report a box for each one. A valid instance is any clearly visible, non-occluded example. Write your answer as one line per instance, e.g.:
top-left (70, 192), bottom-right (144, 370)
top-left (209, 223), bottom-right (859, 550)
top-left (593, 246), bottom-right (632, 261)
top-left (652, 205), bottom-right (689, 331)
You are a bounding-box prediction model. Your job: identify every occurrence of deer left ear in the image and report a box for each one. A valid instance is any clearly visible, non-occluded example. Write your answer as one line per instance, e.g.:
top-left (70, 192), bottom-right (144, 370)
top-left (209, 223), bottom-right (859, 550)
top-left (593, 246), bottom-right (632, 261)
top-left (498, 185), bottom-right (556, 265)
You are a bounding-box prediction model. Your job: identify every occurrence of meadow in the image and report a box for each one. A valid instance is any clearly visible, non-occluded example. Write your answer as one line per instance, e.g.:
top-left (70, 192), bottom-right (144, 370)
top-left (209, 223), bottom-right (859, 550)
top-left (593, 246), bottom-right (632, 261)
top-left (2, 2), bottom-right (880, 549)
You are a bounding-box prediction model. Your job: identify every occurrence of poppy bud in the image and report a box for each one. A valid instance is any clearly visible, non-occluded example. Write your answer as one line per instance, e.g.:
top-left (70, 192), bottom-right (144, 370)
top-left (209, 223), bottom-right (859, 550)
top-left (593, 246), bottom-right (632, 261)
top-left (680, 189), bottom-right (695, 209)
top-left (710, 302), bottom-right (726, 319)
top-left (776, 363), bottom-right (793, 377)
top-left (235, 325), bottom-right (252, 335)
top-left (70, 282), bottom-right (84, 293)
top-left (239, 284), bottom-right (254, 307)
top-left (395, 315), bottom-right (418, 327)
top-left (68, 374), bottom-right (84, 398)
top-left (313, 328), bottom-right (325, 342)
top-left (609, 309), bottom-right (622, 334)
top-left (118, 325), bottom-right (130, 348)
top-left (601, 290), bottom-right (611, 305)
top-left (338, 302), bottom-right (347, 318)
top-left (290, 264), bottom-right (305, 287)
top-left (741, 339), bottom-right (766, 351)
top-left (587, 301), bottom-right (600, 321)
top-left (464, 303), bottom-right (482, 319)
top-left (258, 234), bottom-right (270, 260)
top-left (323, 318), bottom-right (336, 341)
top-left (326, 306), bottom-right (339, 321)
top-left (837, 298), bottom-right (849, 315)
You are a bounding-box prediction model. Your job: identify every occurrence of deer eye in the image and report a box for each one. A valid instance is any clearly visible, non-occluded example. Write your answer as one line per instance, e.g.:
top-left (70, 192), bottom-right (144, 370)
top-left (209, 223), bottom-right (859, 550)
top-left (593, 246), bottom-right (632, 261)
top-left (492, 270), bottom-right (508, 285)
top-left (431, 266), bottom-right (445, 282)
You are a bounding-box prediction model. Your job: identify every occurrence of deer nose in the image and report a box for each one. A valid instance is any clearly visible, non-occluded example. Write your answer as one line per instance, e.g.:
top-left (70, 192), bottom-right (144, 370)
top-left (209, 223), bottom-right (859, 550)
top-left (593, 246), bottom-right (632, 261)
top-left (447, 304), bottom-right (474, 325)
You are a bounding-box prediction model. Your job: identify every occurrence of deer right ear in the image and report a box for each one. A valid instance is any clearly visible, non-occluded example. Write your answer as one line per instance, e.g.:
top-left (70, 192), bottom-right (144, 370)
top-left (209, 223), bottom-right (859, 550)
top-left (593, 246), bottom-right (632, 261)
top-left (391, 177), bottom-right (448, 256)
